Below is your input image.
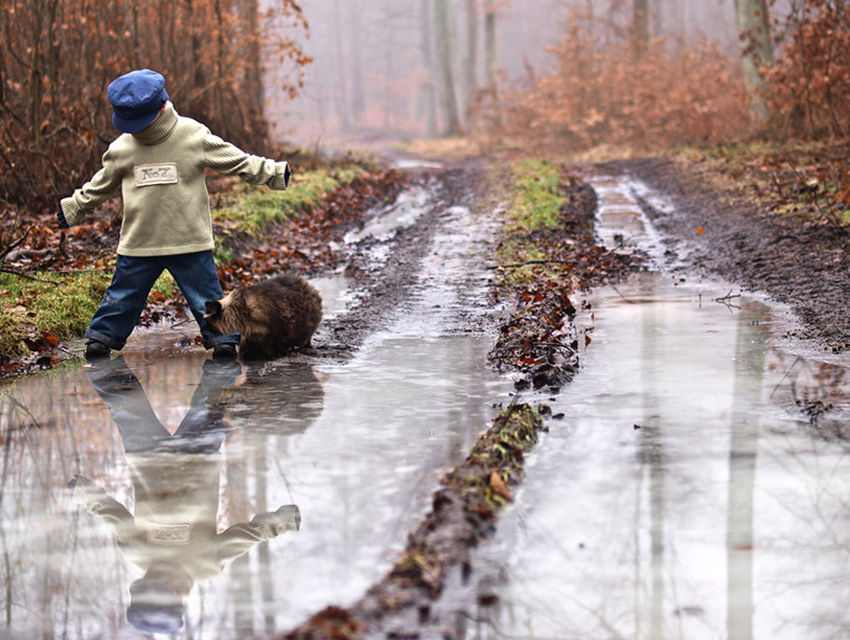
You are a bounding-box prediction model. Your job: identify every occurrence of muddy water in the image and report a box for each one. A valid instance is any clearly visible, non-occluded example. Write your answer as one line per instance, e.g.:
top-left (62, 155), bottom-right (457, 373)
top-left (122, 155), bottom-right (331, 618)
top-left (444, 177), bottom-right (850, 640)
top-left (0, 185), bottom-right (510, 639)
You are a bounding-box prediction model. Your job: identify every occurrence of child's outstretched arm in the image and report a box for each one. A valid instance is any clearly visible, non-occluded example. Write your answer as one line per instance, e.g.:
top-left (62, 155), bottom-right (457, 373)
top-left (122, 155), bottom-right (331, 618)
top-left (202, 132), bottom-right (291, 191)
top-left (59, 149), bottom-right (123, 227)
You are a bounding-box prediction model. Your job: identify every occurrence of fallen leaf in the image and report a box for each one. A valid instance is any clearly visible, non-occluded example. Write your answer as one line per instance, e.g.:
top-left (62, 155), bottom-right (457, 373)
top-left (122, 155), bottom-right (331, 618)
top-left (490, 470), bottom-right (512, 501)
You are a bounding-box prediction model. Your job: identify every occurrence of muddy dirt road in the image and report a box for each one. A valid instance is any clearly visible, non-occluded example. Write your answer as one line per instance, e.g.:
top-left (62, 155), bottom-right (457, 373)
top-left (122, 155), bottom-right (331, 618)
top-left (1, 157), bottom-right (850, 640)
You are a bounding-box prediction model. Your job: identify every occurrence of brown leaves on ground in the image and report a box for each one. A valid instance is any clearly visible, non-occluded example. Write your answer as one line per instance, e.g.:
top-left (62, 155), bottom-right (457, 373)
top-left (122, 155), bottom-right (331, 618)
top-left (489, 173), bottom-right (640, 391)
top-left (679, 142), bottom-right (850, 227)
top-left (489, 470), bottom-right (513, 502)
top-left (216, 170), bottom-right (408, 291)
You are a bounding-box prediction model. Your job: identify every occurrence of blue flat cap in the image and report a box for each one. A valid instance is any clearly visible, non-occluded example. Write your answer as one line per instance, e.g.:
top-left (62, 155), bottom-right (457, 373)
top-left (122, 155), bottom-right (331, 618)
top-left (107, 69), bottom-right (169, 134)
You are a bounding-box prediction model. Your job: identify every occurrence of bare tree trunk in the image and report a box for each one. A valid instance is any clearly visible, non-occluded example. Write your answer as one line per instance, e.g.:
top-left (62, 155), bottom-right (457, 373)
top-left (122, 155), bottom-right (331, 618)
top-left (433, 0), bottom-right (461, 135)
top-left (462, 0), bottom-right (478, 115)
top-left (484, 0), bottom-right (499, 126)
top-left (733, 0), bottom-right (773, 121)
top-left (244, 0), bottom-right (264, 112)
top-left (652, 0), bottom-right (663, 37)
top-left (419, 0), bottom-right (438, 137)
top-left (633, 0), bottom-right (649, 54)
top-left (332, 0), bottom-right (351, 131)
top-left (350, 0), bottom-right (366, 119)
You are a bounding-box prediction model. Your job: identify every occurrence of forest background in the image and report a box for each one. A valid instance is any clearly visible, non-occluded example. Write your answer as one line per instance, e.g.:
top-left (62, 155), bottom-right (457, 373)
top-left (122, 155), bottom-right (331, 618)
top-left (1, 0), bottom-right (849, 363)
top-left (3, 0), bottom-right (849, 213)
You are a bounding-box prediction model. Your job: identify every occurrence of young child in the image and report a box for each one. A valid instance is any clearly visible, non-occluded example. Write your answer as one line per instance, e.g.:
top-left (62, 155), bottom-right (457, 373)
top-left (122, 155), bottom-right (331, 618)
top-left (58, 68), bottom-right (291, 361)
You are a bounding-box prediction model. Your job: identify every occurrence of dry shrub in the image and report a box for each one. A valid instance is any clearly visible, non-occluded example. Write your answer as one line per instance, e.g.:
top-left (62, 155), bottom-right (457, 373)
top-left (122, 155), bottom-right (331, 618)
top-left (0, 0), bottom-right (310, 209)
top-left (491, 16), bottom-right (751, 154)
top-left (765, 0), bottom-right (850, 139)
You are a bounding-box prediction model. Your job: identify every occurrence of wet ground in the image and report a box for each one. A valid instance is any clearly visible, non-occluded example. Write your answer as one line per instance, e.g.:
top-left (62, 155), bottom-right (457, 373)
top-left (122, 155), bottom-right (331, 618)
top-left (2, 162), bottom-right (850, 639)
top-left (0, 160), bottom-right (512, 640)
top-left (430, 175), bottom-right (850, 640)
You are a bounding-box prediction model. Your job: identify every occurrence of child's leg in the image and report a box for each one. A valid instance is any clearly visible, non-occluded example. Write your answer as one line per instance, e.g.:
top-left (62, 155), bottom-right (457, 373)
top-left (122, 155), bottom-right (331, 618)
top-left (165, 250), bottom-right (240, 349)
top-left (86, 255), bottom-right (163, 350)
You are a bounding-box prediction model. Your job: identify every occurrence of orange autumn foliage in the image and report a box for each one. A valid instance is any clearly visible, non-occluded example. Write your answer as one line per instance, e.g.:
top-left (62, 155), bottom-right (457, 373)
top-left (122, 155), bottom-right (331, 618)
top-left (489, 15), bottom-right (752, 154)
top-left (765, 0), bottom-right (850, 139)
top-left (0, 0), bottom-right (310, 208)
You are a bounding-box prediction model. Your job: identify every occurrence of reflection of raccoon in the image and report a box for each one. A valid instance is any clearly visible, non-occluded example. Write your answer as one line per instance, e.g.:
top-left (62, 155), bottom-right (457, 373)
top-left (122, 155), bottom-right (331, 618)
top-left (204, 275), bottom-right (322, 359)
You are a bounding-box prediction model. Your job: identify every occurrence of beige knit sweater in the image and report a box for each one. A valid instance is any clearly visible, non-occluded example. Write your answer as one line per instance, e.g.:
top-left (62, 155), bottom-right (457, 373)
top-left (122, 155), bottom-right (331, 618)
top-left (60, 102), bottom-right (291, 257)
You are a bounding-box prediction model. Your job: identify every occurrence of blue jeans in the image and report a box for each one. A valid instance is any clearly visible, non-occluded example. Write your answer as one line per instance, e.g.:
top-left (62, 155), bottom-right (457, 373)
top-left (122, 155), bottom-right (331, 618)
top-left (86, 250), bottom-right (240, 350)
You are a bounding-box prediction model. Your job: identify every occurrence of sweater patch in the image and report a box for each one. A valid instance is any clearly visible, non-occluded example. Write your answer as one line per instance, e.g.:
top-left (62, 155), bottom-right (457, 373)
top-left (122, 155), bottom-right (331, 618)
top-left (135, 163), bottom-right (178, 187)
top-left (147, 522), bottom-right (191, 545)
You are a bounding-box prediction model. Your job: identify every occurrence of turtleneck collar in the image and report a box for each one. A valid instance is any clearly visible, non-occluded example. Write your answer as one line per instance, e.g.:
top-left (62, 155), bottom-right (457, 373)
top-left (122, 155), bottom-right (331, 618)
top-left (132, 101), bottom-right (178, 145)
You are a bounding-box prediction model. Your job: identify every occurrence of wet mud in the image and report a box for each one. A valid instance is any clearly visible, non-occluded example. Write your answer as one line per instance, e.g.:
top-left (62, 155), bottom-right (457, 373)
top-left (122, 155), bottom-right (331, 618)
top-left (604, 157), bottom-right (850, 353)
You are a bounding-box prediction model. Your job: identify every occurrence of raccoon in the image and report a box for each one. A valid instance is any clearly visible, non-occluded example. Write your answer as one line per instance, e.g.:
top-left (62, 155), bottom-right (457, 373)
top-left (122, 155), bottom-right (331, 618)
top-left (204, 274), bottom-right (323, 359)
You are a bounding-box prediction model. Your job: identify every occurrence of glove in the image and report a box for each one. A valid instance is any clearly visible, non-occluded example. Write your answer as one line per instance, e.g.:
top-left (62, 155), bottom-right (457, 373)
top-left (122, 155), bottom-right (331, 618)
top-left (56, 209), bottom-right (69, 229)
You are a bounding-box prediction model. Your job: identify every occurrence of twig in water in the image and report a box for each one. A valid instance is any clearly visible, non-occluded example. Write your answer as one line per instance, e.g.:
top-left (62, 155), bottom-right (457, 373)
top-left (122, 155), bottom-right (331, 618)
top-left (770, 355), bottom-right (803, 398)
top-left (714, 289), bottom-right (741, 302)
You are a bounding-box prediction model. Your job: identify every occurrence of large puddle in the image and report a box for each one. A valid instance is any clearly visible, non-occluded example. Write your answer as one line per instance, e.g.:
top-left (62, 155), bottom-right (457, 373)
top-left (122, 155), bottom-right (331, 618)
top-left (441, 176), bottom-right (850, 640)
top-left (3, 173), bottom-right (850, 639)
top-left (0, 186), bottom-right (511, 639)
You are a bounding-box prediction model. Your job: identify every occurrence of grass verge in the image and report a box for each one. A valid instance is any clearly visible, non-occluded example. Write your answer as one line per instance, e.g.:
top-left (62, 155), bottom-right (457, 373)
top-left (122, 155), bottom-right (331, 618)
top-left (669, 140), bottom-right (850, 226)
top-left (0, 271), bottom-right (110, 357)
top-left (0, 163), bottom-right (370, 367)
top-left (212, 165), bottom-right (368, 235)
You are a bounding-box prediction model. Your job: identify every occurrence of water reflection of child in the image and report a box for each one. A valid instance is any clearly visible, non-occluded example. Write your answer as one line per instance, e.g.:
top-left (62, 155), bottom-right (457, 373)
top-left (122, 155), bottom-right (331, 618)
top-left (69, 356), bottom-right (300, 634)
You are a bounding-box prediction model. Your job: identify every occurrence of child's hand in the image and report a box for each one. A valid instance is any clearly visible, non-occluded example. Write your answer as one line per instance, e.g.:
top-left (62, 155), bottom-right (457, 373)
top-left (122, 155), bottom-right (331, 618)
top-left (56, 210), bottom-right (69, 229)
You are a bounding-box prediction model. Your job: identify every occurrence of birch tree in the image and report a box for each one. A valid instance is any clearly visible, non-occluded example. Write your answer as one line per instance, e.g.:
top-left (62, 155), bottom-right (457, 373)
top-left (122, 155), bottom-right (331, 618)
top-left (462, 0), bottom-right (478, 114)
top-left (420, 0), bottom-right (439, 136)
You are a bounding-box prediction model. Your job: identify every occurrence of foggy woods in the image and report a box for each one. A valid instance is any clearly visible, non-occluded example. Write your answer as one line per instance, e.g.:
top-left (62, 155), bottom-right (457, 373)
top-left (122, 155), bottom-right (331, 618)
top-left (281, 0), bottom-right (850, 150)
top-left (2, 0), bottom-right (850, 208)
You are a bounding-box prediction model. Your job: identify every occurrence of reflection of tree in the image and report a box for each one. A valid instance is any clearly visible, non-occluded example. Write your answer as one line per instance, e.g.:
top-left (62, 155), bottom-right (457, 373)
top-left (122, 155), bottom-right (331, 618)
top-left (775, 354), bottom-right (847, 441)
top-left (727, 300), bottom-right (769, 640)
top-left (71, 357), bottom-right (302, 634)
top-left (636, 271), bottom-right (665, 639)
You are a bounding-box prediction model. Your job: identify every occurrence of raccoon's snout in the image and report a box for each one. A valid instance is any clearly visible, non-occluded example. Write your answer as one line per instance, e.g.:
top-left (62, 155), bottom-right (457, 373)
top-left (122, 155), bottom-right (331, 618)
top-left (204, 300), bottom-right (223, 318)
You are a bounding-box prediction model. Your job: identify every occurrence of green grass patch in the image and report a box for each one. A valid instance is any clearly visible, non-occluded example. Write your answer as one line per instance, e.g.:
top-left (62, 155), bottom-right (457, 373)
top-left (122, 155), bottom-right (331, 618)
top-left (0, 271), bottom-right (111, 356)
top-left (213, 165), bottom-right (368, 235)
top-left (491, 158), bottom-right (571, 284)
top-left (506, 159), bottom-right (566, 232)
top-left (494, 240), bottom-right (549, 286)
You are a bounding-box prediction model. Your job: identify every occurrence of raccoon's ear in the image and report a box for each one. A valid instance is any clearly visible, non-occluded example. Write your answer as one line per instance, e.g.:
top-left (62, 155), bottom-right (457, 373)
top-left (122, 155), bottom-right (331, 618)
top-left (205, 300), bottom-right (223, 315)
